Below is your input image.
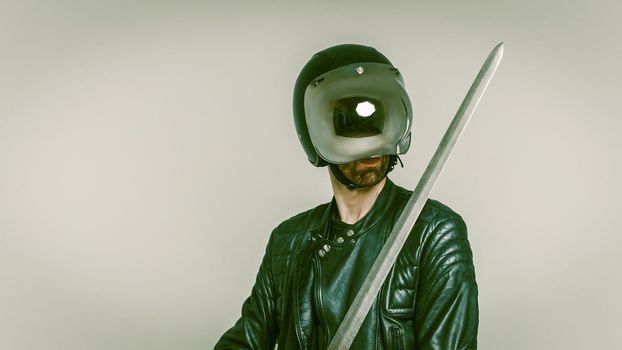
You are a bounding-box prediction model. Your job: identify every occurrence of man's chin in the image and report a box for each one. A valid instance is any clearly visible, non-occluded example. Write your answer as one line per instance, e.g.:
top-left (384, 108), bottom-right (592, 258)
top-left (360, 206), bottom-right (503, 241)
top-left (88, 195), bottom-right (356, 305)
top-left (355, 172), bottom-right (386, 187)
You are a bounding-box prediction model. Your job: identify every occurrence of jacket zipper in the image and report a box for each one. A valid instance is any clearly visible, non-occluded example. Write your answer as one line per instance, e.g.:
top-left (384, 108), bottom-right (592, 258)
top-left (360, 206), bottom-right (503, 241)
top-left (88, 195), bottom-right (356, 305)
top-left (391, 326), bottom-right (404, 350)
top-left (312, 254), bottom-right (331, 348)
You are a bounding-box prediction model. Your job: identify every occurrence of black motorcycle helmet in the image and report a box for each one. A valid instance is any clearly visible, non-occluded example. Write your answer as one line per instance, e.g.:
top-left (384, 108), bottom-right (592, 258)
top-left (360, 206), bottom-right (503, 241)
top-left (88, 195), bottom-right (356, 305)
top-left (292, 44), bottom-right (413, 189)
top-left (293, 44), bottom-right (412, 166)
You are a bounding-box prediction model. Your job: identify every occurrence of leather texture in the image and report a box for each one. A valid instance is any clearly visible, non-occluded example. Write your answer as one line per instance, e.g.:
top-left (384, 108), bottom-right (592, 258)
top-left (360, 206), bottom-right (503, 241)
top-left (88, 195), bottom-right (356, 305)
top-left (215, 179), bottom-right (478, 349)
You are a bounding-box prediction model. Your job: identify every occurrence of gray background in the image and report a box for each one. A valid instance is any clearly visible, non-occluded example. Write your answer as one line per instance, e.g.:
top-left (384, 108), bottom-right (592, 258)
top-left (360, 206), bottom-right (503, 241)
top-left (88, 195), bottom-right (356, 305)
top-left (1, 0), bottom-right (620, 349)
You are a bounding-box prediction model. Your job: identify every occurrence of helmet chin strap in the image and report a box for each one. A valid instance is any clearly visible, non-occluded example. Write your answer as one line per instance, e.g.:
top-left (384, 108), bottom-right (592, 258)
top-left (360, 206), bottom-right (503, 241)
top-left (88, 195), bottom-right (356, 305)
top-left (329, 163), bottom-right (363, 190)
top-left (329, 156), bottom-right (403, 191)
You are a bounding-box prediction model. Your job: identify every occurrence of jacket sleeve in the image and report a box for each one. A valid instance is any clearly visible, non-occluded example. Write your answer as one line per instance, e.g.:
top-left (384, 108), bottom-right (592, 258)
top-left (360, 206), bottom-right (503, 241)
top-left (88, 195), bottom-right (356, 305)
top-left (414, 212), bottom-right (479, 350)
top-left (214, 232), bottom-right (278, 350)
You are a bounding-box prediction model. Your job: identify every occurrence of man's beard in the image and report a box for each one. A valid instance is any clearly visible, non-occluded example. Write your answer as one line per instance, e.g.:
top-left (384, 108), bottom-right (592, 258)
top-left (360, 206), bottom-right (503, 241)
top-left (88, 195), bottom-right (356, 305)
top-left (336, 155), bottom-right (390, 187)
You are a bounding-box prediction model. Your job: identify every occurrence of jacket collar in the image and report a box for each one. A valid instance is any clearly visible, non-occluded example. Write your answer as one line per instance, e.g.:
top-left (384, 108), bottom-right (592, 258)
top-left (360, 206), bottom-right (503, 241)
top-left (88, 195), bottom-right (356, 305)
top-left (309, 178), bottom-right (400, 237)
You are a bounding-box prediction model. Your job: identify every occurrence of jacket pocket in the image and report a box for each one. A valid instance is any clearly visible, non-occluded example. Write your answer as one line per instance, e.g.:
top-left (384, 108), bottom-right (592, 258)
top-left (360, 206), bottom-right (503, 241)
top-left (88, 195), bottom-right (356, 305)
top-left (384, 264), bottom-right (418, 317)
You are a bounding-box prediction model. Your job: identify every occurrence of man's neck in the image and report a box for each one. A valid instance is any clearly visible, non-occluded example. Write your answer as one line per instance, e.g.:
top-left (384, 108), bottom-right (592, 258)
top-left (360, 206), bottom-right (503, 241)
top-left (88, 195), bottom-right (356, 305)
top-left (329, 174), bottom-right (387, 225)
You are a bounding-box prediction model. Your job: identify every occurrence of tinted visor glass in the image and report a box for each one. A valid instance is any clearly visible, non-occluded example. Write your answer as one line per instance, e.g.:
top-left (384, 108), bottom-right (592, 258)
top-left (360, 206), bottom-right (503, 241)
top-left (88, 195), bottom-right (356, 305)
top-left (304, 62), bottom-right (413, 163)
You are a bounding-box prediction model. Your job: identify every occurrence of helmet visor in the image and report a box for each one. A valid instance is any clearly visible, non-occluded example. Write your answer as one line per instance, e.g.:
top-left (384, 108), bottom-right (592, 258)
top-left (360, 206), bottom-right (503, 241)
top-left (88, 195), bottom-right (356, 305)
top-left (304, 62), bottom-right (412, 164)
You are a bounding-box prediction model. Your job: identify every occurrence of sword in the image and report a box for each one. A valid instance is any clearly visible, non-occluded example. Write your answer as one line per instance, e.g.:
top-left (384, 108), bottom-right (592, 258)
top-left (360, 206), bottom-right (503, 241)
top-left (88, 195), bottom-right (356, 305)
top-left (326, 42), bottom-right (504, 350)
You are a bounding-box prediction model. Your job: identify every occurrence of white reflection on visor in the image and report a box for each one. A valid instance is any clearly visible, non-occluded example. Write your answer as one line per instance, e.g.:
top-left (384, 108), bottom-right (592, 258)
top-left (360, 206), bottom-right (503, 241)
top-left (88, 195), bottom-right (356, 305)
top-left (356, 101), bottom-right (375, 117)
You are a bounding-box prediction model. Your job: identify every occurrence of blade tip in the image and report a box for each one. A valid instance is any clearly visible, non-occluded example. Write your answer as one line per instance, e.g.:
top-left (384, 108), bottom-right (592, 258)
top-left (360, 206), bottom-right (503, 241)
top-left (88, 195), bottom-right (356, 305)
top-left (493, 42), bottom-right (504, 59)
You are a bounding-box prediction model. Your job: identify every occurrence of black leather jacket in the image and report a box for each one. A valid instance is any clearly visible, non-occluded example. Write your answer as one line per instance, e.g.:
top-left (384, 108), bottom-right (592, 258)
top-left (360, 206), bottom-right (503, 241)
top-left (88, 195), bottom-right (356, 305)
top-left (215, 179), bottom-right (478, 349)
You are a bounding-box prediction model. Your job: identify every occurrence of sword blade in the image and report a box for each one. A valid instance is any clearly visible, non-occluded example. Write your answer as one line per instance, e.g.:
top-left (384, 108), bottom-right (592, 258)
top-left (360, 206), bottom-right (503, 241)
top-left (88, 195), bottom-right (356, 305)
top-left (327, 42), bottom-right (504, 350)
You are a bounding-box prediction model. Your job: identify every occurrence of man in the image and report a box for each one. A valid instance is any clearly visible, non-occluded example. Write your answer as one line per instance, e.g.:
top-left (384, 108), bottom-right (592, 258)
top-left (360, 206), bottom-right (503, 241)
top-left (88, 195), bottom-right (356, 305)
top-left (215, 44), bottom-right (478, 349)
